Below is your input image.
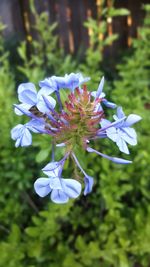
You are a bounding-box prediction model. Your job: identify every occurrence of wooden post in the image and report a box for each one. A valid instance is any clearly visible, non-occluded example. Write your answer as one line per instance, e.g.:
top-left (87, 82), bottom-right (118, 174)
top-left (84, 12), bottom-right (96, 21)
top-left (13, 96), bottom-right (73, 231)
top-left (0, 0), bottom-right (24, 39)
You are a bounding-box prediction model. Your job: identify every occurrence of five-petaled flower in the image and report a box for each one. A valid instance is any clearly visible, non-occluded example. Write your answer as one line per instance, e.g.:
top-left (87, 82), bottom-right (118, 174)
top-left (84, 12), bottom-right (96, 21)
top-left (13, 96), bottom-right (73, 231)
top-left (11, 73), bottom-right (141, 204)
top-left (34, 157), bottom-right (81, 203)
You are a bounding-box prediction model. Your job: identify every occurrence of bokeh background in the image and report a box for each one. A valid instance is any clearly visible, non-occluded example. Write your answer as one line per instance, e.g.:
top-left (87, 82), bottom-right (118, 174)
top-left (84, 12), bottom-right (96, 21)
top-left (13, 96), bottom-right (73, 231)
top-left (0, 0), bottom-right (150, 266)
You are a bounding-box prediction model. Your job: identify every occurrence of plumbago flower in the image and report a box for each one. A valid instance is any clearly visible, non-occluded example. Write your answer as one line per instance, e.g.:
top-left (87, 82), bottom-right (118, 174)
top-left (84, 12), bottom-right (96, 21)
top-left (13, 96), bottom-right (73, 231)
top-left (11, 73), bottom-right (141, 204)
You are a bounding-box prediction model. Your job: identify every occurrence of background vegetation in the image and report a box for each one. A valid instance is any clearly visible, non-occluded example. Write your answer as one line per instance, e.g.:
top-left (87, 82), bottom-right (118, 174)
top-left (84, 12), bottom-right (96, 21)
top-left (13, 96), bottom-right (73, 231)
top-left (0, 2), bottom-right (150, 267)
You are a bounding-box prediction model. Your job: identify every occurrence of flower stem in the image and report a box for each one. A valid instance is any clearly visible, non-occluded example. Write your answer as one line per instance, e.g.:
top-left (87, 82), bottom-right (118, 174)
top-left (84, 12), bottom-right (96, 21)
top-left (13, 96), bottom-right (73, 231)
top-left (72, 152), bottom-right (87, 177)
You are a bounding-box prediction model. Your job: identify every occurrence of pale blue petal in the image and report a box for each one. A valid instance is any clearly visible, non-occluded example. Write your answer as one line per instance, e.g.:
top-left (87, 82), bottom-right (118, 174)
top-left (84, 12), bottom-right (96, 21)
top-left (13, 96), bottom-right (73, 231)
top-left (54, 75), bottom-right (71, 88)
top-left (26, 119), bottom-right (45, 133)
top-left (37, 95), bottom-right (56, 113)
top-left (20, 128), bottom-right (32, 147)
top-left (36, 100), bottom-right (48, 113)
top-left (11, 124), bottom-right (32, 147)
top-left (44, 95), bottom-right (56, 109)
top-left (14, 104), bottom-right (33, 117)
top-left (100, 119), bottom-right (111, 128)
top-left (100, 117), bottom-right (126, 132)
top-left (66, 73), bottom-right (89, 90)
top-left (19, 90), bottom-right (37, 105)
top-left (77, 73), bottom-right (90, 84)
top-left (62, 179), bottom-right (81, 198)
top-left (18, 83), bottom-right (37, 95)
top-left (42, 162), bottom-right (62, 177)
top-left (39, 73), bottom-right (90, 93)
top-left (119, 128), bottom-right (137, 146)
top-left (11, 124), bottom-right (24, 140)
top-left (117, 107), bottom-right (125, 119)
top-left (49, 178), bottom-right (62, 190)
top-left (34, 178), bottom-right (51, 197)
top-left (51, 189), bottom-right (69, 203)
top-left (15, 137), bottom-right (22, 147)
top-left (116, 137), bottom-right (129, 154)
top-left (87, 147), bottom-right (132, 164)
top-left (38, 86), bottom-right (56, 96)
top-left (41, 95), bottom-right (55, 112)
top-left (102, 99), bottom-right (116, 109)
top-left (84, 175), bottom-right (94, 195)
top-left (39, 78), bottom-right (57, 93)
top-left (14, 103), bottom-right (32, 116)
top-left (121, 127), bottom-right (136, 138)
top-left (63, 73), bottom-right (79, 90)
top-left (123, 114), bottom-right (142, 127)
top-left (106, 127), bottom-right (118, 142)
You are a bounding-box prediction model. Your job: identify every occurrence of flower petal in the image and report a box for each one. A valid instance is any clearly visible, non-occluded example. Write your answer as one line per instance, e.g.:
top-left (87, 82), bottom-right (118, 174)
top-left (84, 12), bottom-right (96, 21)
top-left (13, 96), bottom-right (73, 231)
top-left (39, 78), bottom-right (57, 93)
top-left (117, 107), bottom-right (125, 119)
top-left (102, 99), bottom-right (116, 109)
top-left (51, 189), bottom-right (69, 204)
top-left (34, 178), bottom-right (51, 197)
top-left (99, 117), bottom-right (126, 132)
top-left (11, 124), bottom-right (24, 140)
top-left (119, 128), bottom-right (137, 146)
top-left (14, 103), bottom-right (32, 116)
top-left (37, 95), bottom-right (56, 113)
top-left (11, 124), bottom-right (32, 147)
top-left (42, 162), bottom-right (62, 177)
top-left (106, 127), bottom-right (118, 142)
top-left (18, 82), bottom-right (37, 95)
top-left (123, 114), bottom-right (142, 127)
top-left (26, 119), bottom-right (45, 133)
top-left (20, 128), bottom-right (32, 147)
top-left (49, 178), bottom-right (62, 190)
top-left (84, 175), bottom-right (94, 195)
top-left (14, 104), bottom-right (33, 117)
top-left (62, 179), bottom-right (81, 198)
top-left (19, 90), bottom-right (37, 106)
top-left (116, 136), bottom-right (129, 154)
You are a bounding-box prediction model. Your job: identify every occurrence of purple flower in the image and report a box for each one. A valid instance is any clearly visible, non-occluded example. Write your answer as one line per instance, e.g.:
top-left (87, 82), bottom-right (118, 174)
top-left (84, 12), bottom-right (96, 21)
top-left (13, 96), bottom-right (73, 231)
top-left (15, 82), bottom-right (56, 115)
top-left (34, 158), bottom-right (82, 204)
top-left (92, 77), bottom-right (116, 110)
top-left (100, 107), bottom-right (142, 154)
top-left (39, 73), bottom-right (90, 93)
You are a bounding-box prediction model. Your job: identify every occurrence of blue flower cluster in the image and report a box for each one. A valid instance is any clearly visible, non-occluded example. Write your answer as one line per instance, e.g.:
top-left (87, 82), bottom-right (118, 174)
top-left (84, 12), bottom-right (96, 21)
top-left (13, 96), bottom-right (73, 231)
top-left (11, 73), bottom-right (141, 204)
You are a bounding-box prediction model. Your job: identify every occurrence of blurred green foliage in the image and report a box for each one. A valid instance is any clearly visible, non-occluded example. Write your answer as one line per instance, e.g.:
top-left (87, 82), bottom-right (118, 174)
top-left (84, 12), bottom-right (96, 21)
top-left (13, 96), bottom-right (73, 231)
top-left (0, 2), bottom-right (150, 267)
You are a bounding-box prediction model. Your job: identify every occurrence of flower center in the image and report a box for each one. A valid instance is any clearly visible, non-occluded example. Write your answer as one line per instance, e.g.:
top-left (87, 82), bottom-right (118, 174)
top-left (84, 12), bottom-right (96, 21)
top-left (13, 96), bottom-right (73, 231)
top-left (53, 86), bottom-right (103, 149)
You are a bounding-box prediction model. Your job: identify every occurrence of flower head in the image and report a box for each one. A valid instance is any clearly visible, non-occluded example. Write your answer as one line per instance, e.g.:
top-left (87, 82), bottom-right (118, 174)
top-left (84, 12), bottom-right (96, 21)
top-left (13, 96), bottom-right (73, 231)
top-left (11, 74), bottom-right (141, 204)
